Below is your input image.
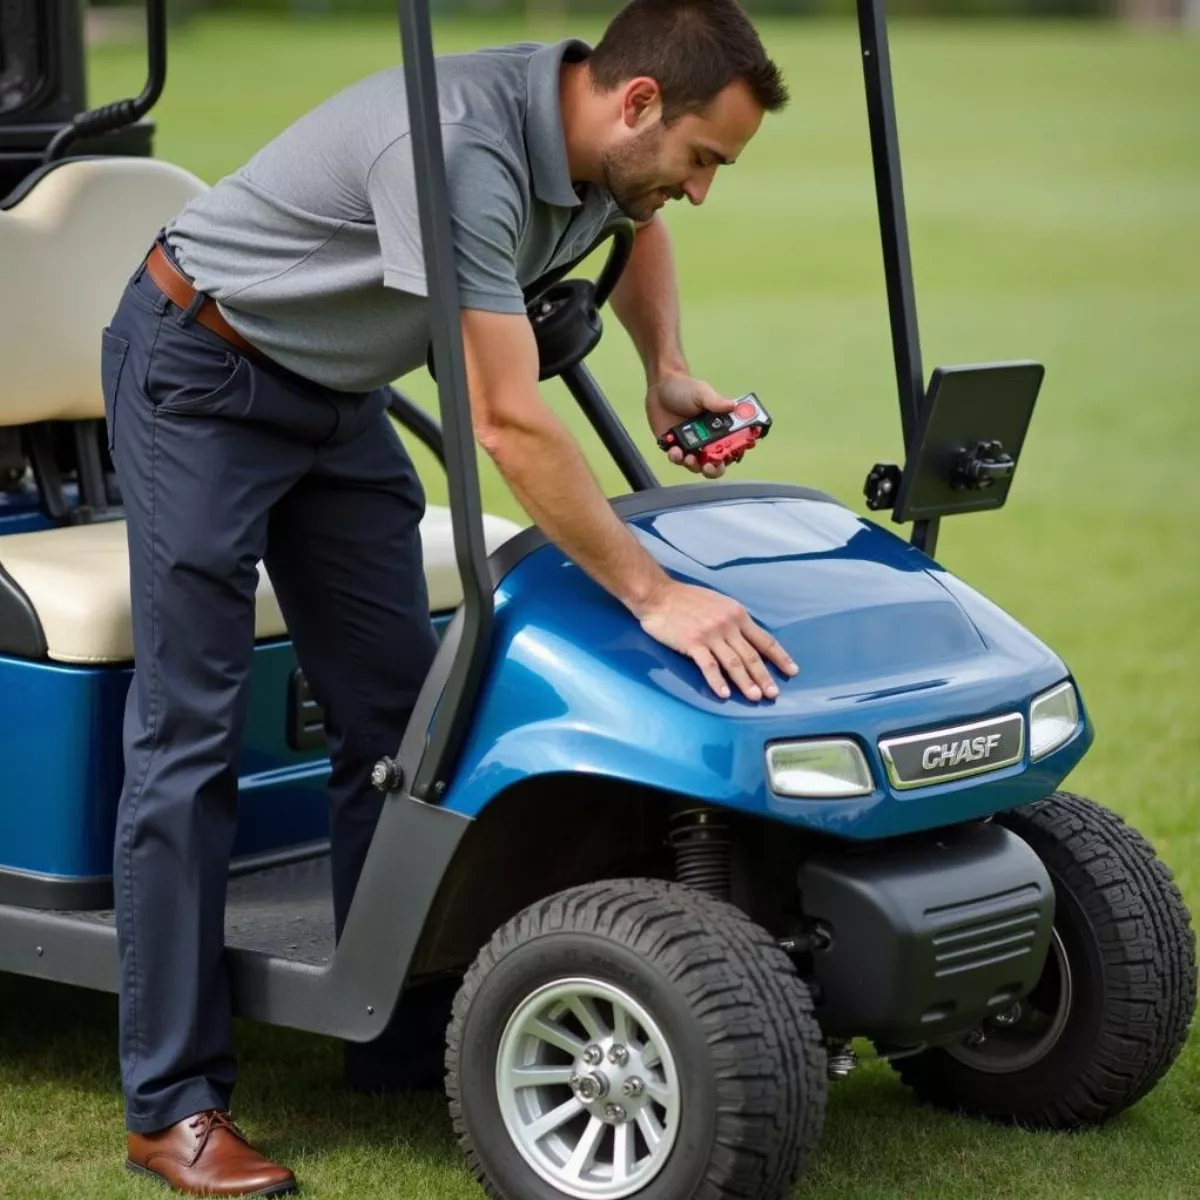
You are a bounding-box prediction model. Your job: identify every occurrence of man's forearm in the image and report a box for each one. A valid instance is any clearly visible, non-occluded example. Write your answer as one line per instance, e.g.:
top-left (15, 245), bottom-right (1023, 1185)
top-left (462, 306), bottom-right (669, 616)
top-left (479, 402), bottom-right (667, 618)
top-left (609, 216), bottom-right (688, 383)
top-left (458, 308), bottom-right (796, 704)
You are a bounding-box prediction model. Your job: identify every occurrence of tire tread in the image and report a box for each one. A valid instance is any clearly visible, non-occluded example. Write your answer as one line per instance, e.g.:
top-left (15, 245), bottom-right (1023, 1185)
top-left (446, 878), bottom-right (827, 1199)
top-left (895, 792), bottom-right (1197, 1129)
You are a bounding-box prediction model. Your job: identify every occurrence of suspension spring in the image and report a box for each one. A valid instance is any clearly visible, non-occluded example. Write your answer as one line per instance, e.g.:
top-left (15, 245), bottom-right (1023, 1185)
top-left (669, 808), bottom-right (731, 899)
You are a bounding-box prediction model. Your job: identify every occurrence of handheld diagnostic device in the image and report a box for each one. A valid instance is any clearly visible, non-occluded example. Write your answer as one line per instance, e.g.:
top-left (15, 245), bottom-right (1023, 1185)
top-left (656, 393), bottom-right (772, 468)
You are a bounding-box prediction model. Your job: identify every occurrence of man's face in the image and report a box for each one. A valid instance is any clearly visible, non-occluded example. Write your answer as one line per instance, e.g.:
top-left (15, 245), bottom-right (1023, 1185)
top-left (600, 78), bottom-right (764, 223)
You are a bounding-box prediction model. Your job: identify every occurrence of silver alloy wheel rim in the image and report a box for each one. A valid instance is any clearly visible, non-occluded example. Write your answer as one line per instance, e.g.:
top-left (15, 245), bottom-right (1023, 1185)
top-left (495, 976), bottom-right (682, 1198)
top-left (946, 926), bottom-right (1075, 1074)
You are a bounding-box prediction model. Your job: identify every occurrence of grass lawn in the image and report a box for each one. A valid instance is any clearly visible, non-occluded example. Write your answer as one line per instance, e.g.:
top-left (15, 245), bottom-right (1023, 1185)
top-left (2, 12), bottom-right (1198, 1199)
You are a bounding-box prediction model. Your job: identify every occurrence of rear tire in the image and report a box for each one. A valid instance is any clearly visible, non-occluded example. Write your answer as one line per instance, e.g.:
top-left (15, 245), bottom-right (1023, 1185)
top-left (446, 878), bottom-right (827, 1200)
top-left (893, 792), bottom-right (1197, 1129)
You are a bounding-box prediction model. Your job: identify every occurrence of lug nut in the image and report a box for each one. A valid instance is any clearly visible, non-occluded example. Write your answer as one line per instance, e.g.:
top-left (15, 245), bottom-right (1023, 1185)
top-left (607, 1044), bottom-right (629, 1067)
top-left (572, 1070), bottom-right (608, 1102)
top-left (604, 1103), bottom-right (627, 1123)
top-left (583, 1044), bottom-right (603, 1066)
top-left (621, 1076), bottom-right (644, 1098)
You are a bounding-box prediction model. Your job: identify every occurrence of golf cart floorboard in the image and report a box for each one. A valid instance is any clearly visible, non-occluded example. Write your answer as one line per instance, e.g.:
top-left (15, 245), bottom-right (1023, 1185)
top-left (67, 855), bottom-right (336, 967)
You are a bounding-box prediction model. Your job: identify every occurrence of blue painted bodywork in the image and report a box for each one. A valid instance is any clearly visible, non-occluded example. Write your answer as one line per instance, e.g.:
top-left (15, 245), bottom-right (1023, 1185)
top-left (0, 611), bottom-right (454, 887)
top-left (0, 642), bottom-right (332, 881)
top-left (1, 486), bottom-right (1091, 884)
top-left (444, 494), bottom-right (1092, 839)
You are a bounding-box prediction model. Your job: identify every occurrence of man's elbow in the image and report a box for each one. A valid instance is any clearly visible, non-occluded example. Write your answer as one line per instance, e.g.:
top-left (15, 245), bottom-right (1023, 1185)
top-left (474, 417), bottom-right (507, 461)
top-left (471, 396), bottom-right (538, 464)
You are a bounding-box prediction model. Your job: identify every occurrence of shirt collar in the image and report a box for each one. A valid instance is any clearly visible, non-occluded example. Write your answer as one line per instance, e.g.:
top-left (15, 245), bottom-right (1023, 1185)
top-left (526, 38), bottom-right (592, 209)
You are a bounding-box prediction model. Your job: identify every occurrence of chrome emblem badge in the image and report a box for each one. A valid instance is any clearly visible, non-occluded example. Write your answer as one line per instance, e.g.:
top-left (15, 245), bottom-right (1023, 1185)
top-left (880, 713), bottom-right (1024, 789)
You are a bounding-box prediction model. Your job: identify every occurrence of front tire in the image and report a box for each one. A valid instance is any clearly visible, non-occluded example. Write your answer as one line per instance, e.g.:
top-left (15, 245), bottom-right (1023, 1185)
top-left (894, 792), bottom-right (1197, 1129)
top-left (446, 878), bottom-right (827, 1200)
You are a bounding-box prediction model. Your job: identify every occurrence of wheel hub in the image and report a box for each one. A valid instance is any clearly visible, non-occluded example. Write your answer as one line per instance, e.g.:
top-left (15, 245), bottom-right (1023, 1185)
top-left (947, 926), bottom-right (1075, 1073)
top-left (567, 1042), bottom-right (655, 1124)
top-left (495, 977), bottom-right (682, 1199)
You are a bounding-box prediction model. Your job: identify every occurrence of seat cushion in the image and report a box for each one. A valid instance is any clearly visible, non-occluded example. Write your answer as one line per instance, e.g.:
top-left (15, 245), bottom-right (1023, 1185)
top-left (0, 505), bottom-right (523, 664)
top-left (0, 157), bottom-right (210, 426)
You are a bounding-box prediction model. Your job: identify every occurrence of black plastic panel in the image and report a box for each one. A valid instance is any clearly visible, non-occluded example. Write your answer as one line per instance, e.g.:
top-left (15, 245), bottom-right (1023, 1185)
top-left (892, 361), bottom-right (1044, 523)
top-left (0, 561), bottom-right (47, 658)
top-left (287, 667), bottom-right (326, 752)
top-left (0, 866), bottom-right (111, 911)
top-left (800, 821), bottom-right (1055, 1043)
top-left (1, 838), bottom-right (331, 916)
top-left (0, 795), bottom-right (471, 1041)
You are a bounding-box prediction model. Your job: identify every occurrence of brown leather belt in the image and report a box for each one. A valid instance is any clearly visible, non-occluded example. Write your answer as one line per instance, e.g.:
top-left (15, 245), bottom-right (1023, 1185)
top-left (144, 241), bottom-right (264, 361)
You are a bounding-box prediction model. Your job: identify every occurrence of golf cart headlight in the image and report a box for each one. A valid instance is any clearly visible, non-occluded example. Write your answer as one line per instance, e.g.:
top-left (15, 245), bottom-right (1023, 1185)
top-left (1029, 681), bottom-right (1080, 760)
top-left (766, 738), bottom-right (873, 798)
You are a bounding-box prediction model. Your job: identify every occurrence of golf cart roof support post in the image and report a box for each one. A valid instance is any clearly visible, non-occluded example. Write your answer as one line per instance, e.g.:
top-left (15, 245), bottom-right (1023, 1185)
top-left (395, 0), bottom-right (496, 801)
top-left (42, 0), bottom-right (168, 164)
top-left (856, 0), bottom-right (939, 557)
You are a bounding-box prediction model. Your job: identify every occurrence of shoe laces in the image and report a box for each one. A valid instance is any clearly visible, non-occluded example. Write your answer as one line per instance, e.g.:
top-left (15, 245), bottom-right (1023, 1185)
top-left (188, 1110), bottom-right (248, 1154)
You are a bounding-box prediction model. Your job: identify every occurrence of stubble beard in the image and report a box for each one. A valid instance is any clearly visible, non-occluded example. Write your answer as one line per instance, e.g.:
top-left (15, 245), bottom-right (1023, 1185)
top-left (600, 123), bottom-right (672, 223)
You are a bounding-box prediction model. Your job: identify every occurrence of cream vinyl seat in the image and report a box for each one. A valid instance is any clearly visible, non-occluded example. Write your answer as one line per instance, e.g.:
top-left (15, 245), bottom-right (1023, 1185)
top-left (0, 157), bottom-right (522, 664)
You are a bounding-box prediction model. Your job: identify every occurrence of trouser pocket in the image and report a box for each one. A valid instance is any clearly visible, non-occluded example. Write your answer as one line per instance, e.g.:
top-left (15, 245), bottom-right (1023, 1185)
top-left (100, 327), bottom-right (131, 454)
top-left (144, 316), bottom-right (251, 417)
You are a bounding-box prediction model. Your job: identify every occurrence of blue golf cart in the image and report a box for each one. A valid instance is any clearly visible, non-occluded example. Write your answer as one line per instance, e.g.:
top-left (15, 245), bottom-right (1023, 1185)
top-left (0, 1), bottom-right (1193, 1197)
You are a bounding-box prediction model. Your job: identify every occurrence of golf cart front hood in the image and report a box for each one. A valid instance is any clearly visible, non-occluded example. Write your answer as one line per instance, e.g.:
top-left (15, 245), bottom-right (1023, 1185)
top-left (631, 496), bottom-right (988, 689)
top-left (446, 491), bottom-right (1092, 839)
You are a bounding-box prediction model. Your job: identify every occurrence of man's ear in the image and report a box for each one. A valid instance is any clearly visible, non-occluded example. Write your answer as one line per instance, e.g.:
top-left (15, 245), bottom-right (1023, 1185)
top-left (620, 77), bottom-right (662, 129)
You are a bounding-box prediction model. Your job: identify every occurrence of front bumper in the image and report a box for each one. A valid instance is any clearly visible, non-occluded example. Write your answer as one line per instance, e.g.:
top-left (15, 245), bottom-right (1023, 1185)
top-left (799, 820), bottom-right (1055, 1045)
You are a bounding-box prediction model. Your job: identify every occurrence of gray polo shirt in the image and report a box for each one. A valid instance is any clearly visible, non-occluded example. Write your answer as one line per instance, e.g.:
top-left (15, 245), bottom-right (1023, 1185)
top-left (166, 39), bottom-right (619, 392)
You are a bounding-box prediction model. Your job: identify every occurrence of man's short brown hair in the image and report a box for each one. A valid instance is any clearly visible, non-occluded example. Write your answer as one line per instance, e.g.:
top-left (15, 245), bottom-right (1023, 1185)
top-left (588, 0), bottom-right (789, 124)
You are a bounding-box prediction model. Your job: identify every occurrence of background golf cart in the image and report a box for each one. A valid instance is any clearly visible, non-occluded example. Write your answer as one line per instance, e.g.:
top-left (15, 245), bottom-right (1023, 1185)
top-left (0, 7), bottom-right (1195, 1200)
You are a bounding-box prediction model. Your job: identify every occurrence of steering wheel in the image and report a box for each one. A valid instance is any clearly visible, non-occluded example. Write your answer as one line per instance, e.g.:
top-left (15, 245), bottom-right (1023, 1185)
top-left (424, 218), bottom-right (635, 384)
top-left (524, 218), bottom-right (636, 381)
top-left (523, 217), bottom-right (635, 310)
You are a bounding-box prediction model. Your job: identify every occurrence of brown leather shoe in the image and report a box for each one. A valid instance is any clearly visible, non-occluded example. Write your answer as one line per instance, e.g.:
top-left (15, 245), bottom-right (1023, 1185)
top-left (126, 1110), bottom-right (297, 1197)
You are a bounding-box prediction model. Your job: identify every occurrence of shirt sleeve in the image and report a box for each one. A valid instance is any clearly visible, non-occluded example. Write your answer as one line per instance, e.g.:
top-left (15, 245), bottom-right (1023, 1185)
top-left (366, 122), bottom-right (528, 314)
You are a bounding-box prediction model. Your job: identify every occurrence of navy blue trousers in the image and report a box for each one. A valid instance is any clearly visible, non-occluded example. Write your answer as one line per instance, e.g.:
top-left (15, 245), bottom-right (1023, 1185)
top-left (100, 245), bottom-right (439, 1133)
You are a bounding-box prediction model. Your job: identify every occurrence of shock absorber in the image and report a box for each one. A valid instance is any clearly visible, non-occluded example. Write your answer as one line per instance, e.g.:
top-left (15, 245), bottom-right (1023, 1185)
top-left (669, 807), bottom-right (731, 899)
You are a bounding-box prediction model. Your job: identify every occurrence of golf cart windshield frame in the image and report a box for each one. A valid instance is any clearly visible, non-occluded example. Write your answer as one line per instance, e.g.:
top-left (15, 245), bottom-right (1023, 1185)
top-left (395, 0), bottom-right (933, 799)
